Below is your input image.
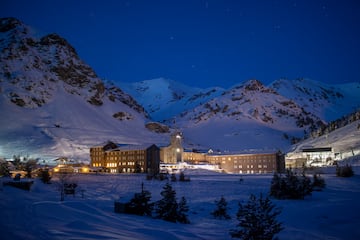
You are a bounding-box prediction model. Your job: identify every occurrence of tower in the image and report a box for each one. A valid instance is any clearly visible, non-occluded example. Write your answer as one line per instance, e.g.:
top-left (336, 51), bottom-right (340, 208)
top-left (170, 131), bottom-right (183, 163)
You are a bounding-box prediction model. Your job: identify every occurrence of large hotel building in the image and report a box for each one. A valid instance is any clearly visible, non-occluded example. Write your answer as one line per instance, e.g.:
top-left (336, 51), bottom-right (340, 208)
top-left (90, 132), bottom-right (285, 174)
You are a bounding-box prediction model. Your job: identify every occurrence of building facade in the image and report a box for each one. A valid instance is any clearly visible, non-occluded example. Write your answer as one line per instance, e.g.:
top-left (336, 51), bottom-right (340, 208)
top-left (205, 152), bottom-right (285, 174)
top-left (160, 132), bottom-right (184, 164)
top-left (91, 132), bottom-right (285, 174)
top-left (90, 142), bottom-right (160, 174)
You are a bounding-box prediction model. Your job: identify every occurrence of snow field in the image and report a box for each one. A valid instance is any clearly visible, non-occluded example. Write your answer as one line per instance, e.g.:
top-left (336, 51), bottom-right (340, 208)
top-left (1, 167), bottom-right (360, 239)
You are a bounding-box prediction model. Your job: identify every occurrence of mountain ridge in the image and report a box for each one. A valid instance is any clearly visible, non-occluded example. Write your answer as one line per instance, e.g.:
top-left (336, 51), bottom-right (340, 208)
top-left (1, 17), bottom-right (360, 161)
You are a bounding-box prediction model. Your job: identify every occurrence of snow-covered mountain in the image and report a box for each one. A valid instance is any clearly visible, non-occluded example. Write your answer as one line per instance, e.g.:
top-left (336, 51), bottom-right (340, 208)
top-left (118, 78), bottom-right (223, 121)
top-left (1, 18), bottom-right (359, 161)
top-left (0, 17), bottom-right (168, 161)
top-left (270, 78), bottom-right (360, 121)
top-left (123, 77), bottom-right (360, 152)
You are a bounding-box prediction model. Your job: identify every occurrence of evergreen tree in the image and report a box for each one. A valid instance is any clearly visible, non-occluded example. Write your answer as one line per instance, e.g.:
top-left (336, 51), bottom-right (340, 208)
top-left (134, 161), bottom-right (142, 173)
top-left (38, 168), bottom-right (52, 184)
top-left (24, 159), bottom-right (37, 178)
top-left (154, 182), bottom-right (178, 222)
top-left (312, 174), bottom-right (326, 191)
top-left (126, 189), bottom-right (153, 216)
top-left (336, 164), bottom-right (354, 177)
top-left (171, 173), bottom-right (177, 182)
top-left (230, 194), bottom-right (283, 240)
top-left (211, 196), bottom-right (231, 220)
top-left (177, 196), bottom-right (190, 224)
top-left (12, 155), bottom-right (22, 170)
top-left (270, 169), bottom-right (313, 200)
top-left (0, 161), bottom-right (11, 177)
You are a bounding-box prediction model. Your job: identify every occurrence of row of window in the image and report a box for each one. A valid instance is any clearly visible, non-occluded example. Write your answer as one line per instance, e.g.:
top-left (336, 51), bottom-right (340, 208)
top-left (238, 170), bottom-right (271, 174)
top-left (107, 155), bottom-right (145, 161)
top-left (108, 150), bottom-right (145, 155)
top-left (106, 161), bottom-right (144, 167)
top-left (110, 168), bottom-right (144, 173)
top-left (233, 164), bottom-right (269, 169)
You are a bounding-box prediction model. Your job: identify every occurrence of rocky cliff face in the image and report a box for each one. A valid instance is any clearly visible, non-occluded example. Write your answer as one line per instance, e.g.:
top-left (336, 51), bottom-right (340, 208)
top-left (0, 17), bottom-right (145, 116)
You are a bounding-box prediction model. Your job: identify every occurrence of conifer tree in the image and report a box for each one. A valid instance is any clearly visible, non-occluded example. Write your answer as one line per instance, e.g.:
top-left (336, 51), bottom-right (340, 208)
top-left (0, 161), bottom-right (11, 177)
top-left (211, 196), bottom-right (231, 220)
top-left (230, 194), bottom-right (283, 240)
top-left (126, 185), bottom-right (153, 216)
top-left (154, 182), bottom-right (178, 222)
top-left (39, 168), bottom-right (52, 184)
top-left (177, 196), bottom-right (190, 224)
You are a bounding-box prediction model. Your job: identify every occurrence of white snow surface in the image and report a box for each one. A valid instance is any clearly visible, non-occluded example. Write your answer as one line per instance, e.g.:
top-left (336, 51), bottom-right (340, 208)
top-left (1, 168), bottom-right (360, 240)
top-left (0, 85), bottom-right (169, 161)
top-left (118, 78), bottom-right (223, 121)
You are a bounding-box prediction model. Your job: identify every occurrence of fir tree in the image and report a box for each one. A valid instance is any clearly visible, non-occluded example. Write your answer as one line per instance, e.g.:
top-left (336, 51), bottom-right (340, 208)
top-left (154, 182), bottom-right (178, 222)
top-left (312, 174), bottom-right (326, 191)
top-left (134, 161), bottom-right (142, 173)
top-left (211, 196), bottom-right (231, 220)
top-left (24, 159), bottom-right (37, 178)
top-left (177, 196), bottom-right (190, 224)
top-left (270, 169), bottom-right (313, 200)
top-left (0, 161), bottom-right (11, 177)
top-left (38, 168), bottom-right (52, 184)
top-left (126, 185), bottom-right (153, 216)
top-left (336, 164), bottom-right (354, 177)
top-left (230, 194), bottom-right (283, 240)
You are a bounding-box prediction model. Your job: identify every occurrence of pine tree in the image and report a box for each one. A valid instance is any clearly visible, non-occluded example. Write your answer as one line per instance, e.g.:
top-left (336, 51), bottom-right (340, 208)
top-left (134, 161), bottom-right (142, 173)
top-left (230, 194), bottom-right (283, 240)
top-left (312, 174), bottom-right (326, 191)
top-left (126, 188), bottom-right (153, 216)
top-left (211, 196), bottom-right (231, 220)
top-left (39, 168), bottom-right (52, 184)
top-left (177, 196), bottom-right (190, 224)
top-left (154, 182), bottom-right (178, 222)
top-left (24, 159), bottom-right (37, 178)
top-left (0, 161), bottom-right (11, 177)
top-left (270, 169), bottom-right (313, 200)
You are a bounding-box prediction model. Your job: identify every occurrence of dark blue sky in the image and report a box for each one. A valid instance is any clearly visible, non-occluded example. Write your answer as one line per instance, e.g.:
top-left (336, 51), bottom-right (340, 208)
top-left (2, 0), bottom-right (360, 88)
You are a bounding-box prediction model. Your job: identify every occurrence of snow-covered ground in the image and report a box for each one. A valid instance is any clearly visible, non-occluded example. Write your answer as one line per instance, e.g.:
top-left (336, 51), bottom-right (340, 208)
top-left (1, 168), bottom-right (360, 240)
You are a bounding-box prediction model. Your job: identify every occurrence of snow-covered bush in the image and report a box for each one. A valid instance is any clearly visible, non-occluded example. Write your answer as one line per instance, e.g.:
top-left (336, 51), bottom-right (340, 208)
top-left (211, 196), bottom-right (231, 220)
top-left (336, 164), bottom-right (354, 177)
top-left (312, 174), bottom-right (326, 191)
top-left (270, 169), bottom-right (313, 199)
top-left (230, 194), bottom-right (283, 239)
top-left (179, 171), bottom-right (190, 182)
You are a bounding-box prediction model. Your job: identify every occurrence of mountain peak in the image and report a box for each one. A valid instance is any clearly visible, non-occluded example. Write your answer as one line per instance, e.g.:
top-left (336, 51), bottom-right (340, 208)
top-left (0, 17), bottom-right (25, 32)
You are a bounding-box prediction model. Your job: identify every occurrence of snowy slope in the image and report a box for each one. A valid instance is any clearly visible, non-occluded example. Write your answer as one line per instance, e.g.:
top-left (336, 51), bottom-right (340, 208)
top-left (288, 119), bottom-right (360, 159)
top-left (270, 78), bottom-right (360, 121)
top-left (168, 80), bottom-right (324, 152)
top-left (0, 18), bottom-right (169, 161)
top-left (1, 17), bottom-right (359, 160)
top-left (1, 169), bottom-right (360, 239)
top-left (118, 78), bottom-right (223, 121)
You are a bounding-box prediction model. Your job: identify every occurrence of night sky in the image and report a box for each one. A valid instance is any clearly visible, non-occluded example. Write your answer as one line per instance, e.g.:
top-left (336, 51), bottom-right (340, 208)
top-left (2, 0), bottom-right (360, 88)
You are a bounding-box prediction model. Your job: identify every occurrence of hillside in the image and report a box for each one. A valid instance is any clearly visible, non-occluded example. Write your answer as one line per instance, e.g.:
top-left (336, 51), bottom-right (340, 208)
top-left (0, 17), bottom-right (169, 161)
top-left (118, 78), bottom-right (223, 121)
top-left (1, 17), bottom-right (360, 160)
top-left (124, 77), bottom-right (360, 152)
